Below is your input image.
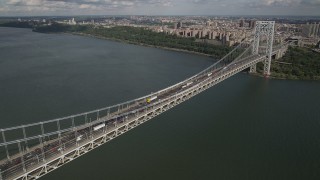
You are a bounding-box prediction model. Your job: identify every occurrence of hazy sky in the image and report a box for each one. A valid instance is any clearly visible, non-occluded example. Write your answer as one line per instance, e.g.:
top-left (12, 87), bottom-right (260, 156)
top-left (0, 0), bottom-right (320, 16)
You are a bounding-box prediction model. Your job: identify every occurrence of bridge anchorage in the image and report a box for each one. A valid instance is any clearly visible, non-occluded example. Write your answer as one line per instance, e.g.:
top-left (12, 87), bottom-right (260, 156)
top-left (0, 21), bottom-right (284, 180)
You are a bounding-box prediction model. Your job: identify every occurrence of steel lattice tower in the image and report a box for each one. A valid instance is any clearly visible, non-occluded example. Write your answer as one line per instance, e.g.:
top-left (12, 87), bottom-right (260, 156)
top-left (249, 21), bottom-right (275, 76)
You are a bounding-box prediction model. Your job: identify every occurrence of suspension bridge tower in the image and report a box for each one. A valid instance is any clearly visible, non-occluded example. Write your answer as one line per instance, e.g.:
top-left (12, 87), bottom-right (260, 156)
top-left (249, 21), bottom-right (275, 77)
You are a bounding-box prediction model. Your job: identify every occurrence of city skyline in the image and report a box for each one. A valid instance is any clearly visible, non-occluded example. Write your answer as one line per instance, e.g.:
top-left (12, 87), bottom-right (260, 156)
top-left (0, 0), bottom-right (320, 16)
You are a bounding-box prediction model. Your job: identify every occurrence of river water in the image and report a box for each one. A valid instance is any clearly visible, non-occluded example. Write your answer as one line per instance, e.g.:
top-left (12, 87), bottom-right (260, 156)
top-left (0, 27), bottom-right (320, 180)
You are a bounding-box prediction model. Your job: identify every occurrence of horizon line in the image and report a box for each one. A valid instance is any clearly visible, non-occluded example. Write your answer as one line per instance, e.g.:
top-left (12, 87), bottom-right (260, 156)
top-left (1, 15), bottom-right (320, 18)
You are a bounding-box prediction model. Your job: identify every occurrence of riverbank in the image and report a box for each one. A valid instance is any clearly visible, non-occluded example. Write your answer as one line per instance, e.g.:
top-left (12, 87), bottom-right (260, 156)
top-left (32, 24), bottom-right (232, 59)
top-left (70, 32), bottom-right (214, 58)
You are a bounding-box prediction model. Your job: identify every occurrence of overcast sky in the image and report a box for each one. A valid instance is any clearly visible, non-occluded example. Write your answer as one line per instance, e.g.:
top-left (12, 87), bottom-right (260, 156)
top-left (0, 0), bottom-right (320, 16)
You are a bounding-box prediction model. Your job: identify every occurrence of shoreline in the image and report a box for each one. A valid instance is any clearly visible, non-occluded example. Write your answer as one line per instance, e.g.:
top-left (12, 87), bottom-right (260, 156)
top-left (9, 25), bottom-right (211, 58)
top-left (68, 32), bottom-right (215, 58)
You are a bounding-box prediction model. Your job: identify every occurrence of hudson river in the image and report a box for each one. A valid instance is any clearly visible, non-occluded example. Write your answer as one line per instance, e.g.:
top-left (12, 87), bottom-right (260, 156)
top-left (1, 27), bottom-right (320, 180)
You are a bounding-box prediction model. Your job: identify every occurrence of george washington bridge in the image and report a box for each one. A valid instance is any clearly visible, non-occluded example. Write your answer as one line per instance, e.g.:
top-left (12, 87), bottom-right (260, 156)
top-left (0, 21), bottom-right (289, 180)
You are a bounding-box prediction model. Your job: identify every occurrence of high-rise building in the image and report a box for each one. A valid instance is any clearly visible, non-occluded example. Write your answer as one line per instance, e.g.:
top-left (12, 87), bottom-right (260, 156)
top-left (249, 20), bottom-right (256, 29)
top-left (173, 23), bottom-right (177, 29)
top-left (311, 23), bottom-right (316, 36)
top-left (302, 23), bottom-right (312, 37)
top-left (239, 19), bottom-right (245, 28)
top-left (314, 23), bottom-right (320, 37)
top-left (225, 34), bottom-right (230, 42)
top-left (212, 31), bottom-right (217, 39)
top-left (177, 21), bottom-right (183, 29)
top-left (302, 22), bottom-right (320, 37)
